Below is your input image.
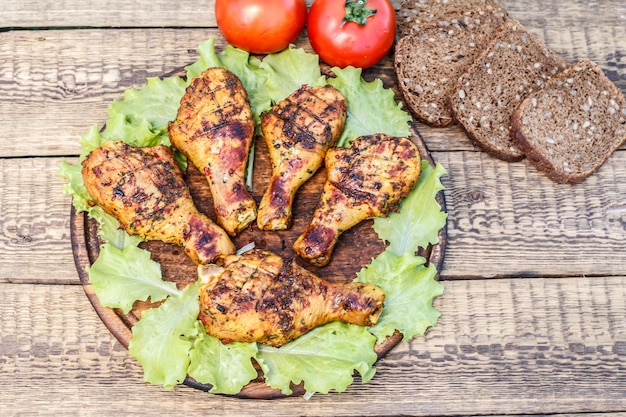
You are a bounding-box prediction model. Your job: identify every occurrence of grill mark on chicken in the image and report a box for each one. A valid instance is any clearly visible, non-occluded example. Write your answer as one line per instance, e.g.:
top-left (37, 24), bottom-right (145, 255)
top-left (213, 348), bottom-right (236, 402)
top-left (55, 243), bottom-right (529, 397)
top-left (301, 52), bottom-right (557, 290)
top-left (257, 85), bottom-right (347, 230)
top-left (293, 134), bottom-right (422, 267)
top-left (81, 140), bottom-right (235, 265)
top-left (169, 67), bottom-right (257, 236)
top-left (330, 140), bottom-right (414, 211)
top-left (297, 224), bottom-right (335, 256)
top-left (198, 249), bottom-right (385, 347)
top-left (272, 89), bottom-right (335, 149)
top-left (110, 159), bottom-right (186, 222)
top-left (90, 144), bottom-right (185, 218)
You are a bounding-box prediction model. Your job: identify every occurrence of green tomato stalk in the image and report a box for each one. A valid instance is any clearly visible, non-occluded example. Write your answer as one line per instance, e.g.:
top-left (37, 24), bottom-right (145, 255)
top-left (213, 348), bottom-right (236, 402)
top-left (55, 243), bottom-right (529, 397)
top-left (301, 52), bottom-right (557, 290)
top-left (343, 0), bottom-right (377, 26)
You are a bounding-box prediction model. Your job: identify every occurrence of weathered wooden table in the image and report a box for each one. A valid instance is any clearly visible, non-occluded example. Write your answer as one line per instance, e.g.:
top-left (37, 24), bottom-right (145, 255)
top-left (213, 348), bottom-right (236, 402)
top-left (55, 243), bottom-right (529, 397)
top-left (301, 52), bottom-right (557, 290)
top-left (2, 1), bottom-right (626, 415)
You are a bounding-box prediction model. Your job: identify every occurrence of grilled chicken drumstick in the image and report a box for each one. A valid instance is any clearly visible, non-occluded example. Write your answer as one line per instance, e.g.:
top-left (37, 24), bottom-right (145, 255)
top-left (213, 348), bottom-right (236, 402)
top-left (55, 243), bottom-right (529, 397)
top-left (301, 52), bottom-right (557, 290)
top-left (81, 140), bottom-right (235, 265)
top-left (169, 67), bottom-right (257, 236)
top-left (293, 134), bottom-right (422, 267)
top-left (198, 249), bottom-right (385, 347)
top-left (257, 84), bottom-right (347, 230)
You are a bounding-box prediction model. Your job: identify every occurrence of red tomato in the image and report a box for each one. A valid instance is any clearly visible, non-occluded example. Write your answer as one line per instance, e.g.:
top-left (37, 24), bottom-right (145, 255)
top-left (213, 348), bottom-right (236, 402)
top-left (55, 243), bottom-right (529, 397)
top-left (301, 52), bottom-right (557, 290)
top-left (307, 0), bottom-right (396, 69)
top-left (215, 0), bottom-right (307, 54)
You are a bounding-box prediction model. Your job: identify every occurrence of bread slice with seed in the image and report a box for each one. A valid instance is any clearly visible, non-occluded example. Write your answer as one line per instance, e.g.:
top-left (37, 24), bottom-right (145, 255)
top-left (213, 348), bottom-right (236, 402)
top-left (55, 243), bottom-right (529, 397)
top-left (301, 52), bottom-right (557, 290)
top-left (394, 9), bottom-right (507, 127)
top-left (449, 18), bottom-right (568, 161)
top-left (396, 0), bottom-right (508, 38)
top-left (510, 59), bottom-right (626, 184)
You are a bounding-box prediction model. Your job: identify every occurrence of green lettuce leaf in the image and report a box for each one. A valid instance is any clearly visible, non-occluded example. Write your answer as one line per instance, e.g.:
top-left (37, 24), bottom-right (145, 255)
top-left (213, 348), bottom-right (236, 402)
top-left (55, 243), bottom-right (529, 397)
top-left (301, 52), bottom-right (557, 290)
top-left (88, 206), bottom-right (142, 248)
top-left (188, 323), bottom-right (259, 395)
top-left (257, 322), bottom-right (378, 395)
top-left (185, 37), bottom-right (224, 80)
top-left (61, 69), bottom-right (190, 224)
top-left (260, 45), bottom-right (326, 104)
top-left (59, 159), bottom-right (92, 212)
top-left (328, 66), bottom-right (412, 147)
top-left (128, 281), bottom-right (200, 389)
top-left (108, 75), bottom-right (187, 136)
top-left (221, 47), bottom-right (272, 126)
top-left (356, 251), bottom-right (444, 342)
top-left (61, 75), bottom-right (187, 212)
top-left (373, 161), bottom-right (448, 256)
top-left (101, 113), bottom-right (163, 148)
top-left (87, 243), bottom-right (177, 313)
top-left (77, 123), bottom-right (106, 160)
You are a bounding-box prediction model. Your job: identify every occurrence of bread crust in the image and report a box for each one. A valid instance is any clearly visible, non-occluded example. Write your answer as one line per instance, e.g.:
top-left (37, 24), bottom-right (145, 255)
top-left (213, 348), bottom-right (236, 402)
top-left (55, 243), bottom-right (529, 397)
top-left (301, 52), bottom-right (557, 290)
top-left (394, 9), bottom-right (507, 127)
top-left (510, 59), bottom-right (626, 184)
top-left (449, 18), bottom-right (567, 161)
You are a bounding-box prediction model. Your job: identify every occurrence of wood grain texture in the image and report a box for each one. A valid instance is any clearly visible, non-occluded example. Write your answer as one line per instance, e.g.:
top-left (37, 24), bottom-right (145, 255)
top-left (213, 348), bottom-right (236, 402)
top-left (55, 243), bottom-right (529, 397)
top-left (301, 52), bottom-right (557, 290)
top-left (0, 0), bottom-right (217, 28)
top-left (2, 0), bottom-right (625, 29)
top-left (1, 2), bottom-right (625, 157)
top-left (436, 149), bottom-right (626, 279)
top-left (0, 157), bottom-right (75, 283)
top-left (0, 0), bottom-right (330, 28)
top-left (1, 278), bottom-right (625, 415)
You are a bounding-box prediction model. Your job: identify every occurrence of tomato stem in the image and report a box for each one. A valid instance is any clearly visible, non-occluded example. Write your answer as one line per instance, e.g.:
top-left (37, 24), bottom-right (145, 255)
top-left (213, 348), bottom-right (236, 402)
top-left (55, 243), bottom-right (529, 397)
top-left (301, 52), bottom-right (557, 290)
top-left (342, 0), bottom-right (377, 26)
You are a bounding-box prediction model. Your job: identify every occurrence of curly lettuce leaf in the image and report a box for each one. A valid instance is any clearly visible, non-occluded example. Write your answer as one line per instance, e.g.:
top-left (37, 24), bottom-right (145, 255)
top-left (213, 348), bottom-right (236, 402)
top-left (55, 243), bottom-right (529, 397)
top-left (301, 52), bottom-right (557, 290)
top-left (108, 75), bottom-right (187, 136)
top-left (373, 161), bottom-right (448, 256)
top-left (87, 243), bottom-right (177, 313)
top-left (185, 39), bottom-right (271, 122)
top-left (59, 159), bottom-right (92, 212)
top-left (185, 37), bottom-right (224, 80)
top-left (260, 45), bottom-right (326, 104)
top-left (61, 65), bottom-right (190, 241)
top-left (188, 324), bottom-right (259, 395)
top-left (77, 123), bottom-right (107, 160)
top-left (218, 46), bottom-right (271, 123)
top-left (128, 281), bottom-right (200, 389)
top-left (257, 322), bottom-right (378, 396)
top-left (357, 251), bottom-right (444, 342)
top-left (101, 113), bottom-right (163, 148)
top-left (328, 66), bottom-right (412, 147)
top-left (88, 206), bottom-right (143, 248)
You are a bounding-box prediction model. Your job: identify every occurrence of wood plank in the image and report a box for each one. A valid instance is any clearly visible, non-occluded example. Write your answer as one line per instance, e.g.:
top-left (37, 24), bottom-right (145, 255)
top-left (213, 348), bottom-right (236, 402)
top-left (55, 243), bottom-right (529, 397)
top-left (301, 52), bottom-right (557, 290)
top-left (0, 0), bottom-right (335, 28)
top-left (1, 3), bottom-right (625, 158)
top-left (0, 157), bottom-right (76, 283)
top-left (3, 150), bottom-right (626, 285)
top-left (1, 278), bottom-right (625, 415)
top-left (1, 0), bottom-right (625, 29)
top-left (435, 149), bottom-right (626, 279)
top-left (0, 0), bottom-right (218, 28)
top-left (502, 0), bottom-right (626, 28)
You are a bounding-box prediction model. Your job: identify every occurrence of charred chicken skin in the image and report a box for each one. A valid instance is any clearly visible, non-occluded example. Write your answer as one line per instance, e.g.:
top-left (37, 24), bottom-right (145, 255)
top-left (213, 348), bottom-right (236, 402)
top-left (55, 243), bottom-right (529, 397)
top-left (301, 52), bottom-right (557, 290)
top-left (257, 84), bottom-right (347, 230)
top-left (293, 134), bottom-right (422, 267)
top-left (198, 249), bottom-right (385, 347)
top-left (169, 67), bottom-right (257, 236)
top-left (81, 140), bottom-right (235, 265)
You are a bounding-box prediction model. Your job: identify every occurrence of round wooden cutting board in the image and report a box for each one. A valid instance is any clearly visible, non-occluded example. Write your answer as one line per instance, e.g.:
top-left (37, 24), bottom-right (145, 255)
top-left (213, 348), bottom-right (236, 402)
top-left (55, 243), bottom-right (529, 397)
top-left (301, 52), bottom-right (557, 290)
top-left (71, 115), bottom-right (447, 398)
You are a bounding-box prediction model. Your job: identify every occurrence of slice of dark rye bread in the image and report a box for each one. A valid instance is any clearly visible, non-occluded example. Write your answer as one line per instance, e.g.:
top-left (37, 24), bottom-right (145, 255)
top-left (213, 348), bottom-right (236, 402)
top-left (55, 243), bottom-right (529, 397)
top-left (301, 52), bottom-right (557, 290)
top-left (394, 9), bottom-right (507, 127)
top-left (449, 18), bottom-right (568, 161)
top-left (396, 0), bottom-right (508, 38)
top-left (511, 59), bottom-right (626, 184)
